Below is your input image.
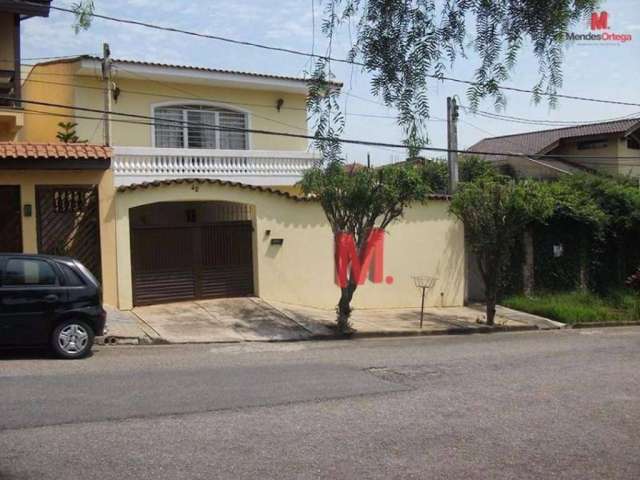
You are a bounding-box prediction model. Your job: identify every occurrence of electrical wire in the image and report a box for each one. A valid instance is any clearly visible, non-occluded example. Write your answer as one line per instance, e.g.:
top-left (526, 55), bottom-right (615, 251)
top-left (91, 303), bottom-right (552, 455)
top-left (9, 95), bottom-right (640, 161)
top-left (18, 1), bottom-right (638, 108)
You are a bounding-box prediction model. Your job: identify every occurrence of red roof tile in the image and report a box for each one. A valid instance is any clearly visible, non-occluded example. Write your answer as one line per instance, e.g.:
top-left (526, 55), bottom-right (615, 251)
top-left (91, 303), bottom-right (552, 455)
top-left (116, 178), bottom-right (451, 201)
top-left (0, 143), bottom-right (112, 160)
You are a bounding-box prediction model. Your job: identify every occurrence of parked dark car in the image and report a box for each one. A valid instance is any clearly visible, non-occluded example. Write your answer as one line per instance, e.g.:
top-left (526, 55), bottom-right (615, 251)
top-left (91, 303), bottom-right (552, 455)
top-left (0, 254), bottom-right (106, 359)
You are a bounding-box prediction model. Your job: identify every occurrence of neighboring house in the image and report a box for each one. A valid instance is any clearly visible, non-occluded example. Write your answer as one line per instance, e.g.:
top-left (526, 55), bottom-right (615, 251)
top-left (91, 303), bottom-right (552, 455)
top-left (22, 56), bottom-right (327, 188)
top-left (0, 1), bottom-right (118, 306)
top-left (0, 0), bottom-right (51, 141)
top-left (469, 118), bottom-right (640, 178)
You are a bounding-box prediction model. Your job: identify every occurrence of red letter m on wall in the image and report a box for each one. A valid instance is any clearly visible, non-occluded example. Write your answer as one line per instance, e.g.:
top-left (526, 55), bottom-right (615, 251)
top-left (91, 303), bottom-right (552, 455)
top-left (590, 11), bottom-right (608, 30)
top-left (335, 229), bottom-right (385, 288)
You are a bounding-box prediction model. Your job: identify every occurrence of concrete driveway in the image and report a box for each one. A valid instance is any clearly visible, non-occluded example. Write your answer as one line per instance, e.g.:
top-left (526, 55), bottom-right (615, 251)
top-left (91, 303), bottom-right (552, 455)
top-left (133, 298), bottom-right (311, 343)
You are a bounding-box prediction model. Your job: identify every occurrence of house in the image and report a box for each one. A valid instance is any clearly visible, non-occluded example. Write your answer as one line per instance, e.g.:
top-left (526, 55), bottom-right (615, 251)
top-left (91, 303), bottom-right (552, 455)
top-left (469, 118), bottom-right (640, 178)
top-left (0, 0), bottom-right (118, 306)
top-left (21, 55), bottom-right (324, 188)
top-left (5, 36), bottom-right (466, 312)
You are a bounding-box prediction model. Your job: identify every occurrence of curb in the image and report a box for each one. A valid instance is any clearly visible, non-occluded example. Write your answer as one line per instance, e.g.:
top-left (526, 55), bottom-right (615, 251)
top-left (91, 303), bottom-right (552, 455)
top-left (571, 321), bottom-right (640, 329)
top-left (336, 324), bottom-right (539, 340)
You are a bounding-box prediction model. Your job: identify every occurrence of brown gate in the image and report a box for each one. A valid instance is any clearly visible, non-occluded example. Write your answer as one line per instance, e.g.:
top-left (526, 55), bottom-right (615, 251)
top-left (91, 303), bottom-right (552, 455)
top-left (131, 221), bottom-right (254, 306)
top-left (36, 185), bottom-right (102, 280)
top-left (0, 186), bottom-right (22, 252)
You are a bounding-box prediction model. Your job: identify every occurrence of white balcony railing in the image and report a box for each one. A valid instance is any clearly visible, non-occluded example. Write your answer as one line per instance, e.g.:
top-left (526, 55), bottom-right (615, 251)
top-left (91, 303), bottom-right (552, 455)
top-left (113, 146), bottom-right (319, 187)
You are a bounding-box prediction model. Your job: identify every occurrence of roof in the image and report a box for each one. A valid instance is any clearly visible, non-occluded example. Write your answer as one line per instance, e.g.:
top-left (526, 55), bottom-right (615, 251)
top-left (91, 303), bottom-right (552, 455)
top-left (469, 117), bottom-right (640, 172)
top-left (0, 142), bottom-right (111, 160)
top-left (0, 142), bottom-right (111, 170)
top-left (117, 178), bottom-right (451, 201)
top-left (34, 55), bottom-right (343, 90)
top-left (0, 0), bottom-right (51, 18)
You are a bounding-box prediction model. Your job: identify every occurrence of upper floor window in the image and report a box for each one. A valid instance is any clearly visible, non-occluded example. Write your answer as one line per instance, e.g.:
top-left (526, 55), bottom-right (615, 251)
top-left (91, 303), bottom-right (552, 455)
top-left (154, 104), bottom-right (248, 149)
top-left (577, 138), bottom-right (608, 150)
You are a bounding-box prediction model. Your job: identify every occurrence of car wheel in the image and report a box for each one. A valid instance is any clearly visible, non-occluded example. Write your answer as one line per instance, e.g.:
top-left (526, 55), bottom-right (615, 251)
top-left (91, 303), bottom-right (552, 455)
top-left (51, 320), bottom-right (94, 359)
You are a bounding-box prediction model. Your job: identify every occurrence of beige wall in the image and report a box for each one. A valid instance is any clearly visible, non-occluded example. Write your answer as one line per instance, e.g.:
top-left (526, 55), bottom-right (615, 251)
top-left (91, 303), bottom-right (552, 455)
top-left (551, 135), bottom-right (621, 176)
top-left (22, 62), bottom-right (310, 150)
top-left (0, 170), bottom-right (118, 306)
top-left (20, 62), bottom-right (78, 142)
top-left (115, 182), bottom-right (466, 310)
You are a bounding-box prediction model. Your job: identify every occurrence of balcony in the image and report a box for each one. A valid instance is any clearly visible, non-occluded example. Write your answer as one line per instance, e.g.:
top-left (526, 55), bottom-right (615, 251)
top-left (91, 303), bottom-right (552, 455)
top-left (113, 146), bottom-right (319, 187)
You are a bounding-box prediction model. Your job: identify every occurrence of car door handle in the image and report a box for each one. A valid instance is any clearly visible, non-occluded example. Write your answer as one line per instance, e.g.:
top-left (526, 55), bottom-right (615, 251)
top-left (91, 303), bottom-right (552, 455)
top-left (44, 294), bottom-right (58, 303)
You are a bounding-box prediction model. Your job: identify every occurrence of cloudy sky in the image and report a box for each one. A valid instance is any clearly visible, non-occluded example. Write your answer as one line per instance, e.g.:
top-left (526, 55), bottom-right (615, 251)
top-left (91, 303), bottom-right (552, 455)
top-left (20, 0), bottom-right (640, 165)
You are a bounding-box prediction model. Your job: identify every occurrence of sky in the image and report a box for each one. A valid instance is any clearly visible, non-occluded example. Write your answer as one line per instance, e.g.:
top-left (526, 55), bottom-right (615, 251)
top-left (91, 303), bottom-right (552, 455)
top-left (20, 0), bottom-right (640, 166)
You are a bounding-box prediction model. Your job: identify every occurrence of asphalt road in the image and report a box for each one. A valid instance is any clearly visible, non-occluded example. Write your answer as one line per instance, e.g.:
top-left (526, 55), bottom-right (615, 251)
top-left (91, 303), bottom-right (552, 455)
top-left (1, 328), bottom-right (639, 480)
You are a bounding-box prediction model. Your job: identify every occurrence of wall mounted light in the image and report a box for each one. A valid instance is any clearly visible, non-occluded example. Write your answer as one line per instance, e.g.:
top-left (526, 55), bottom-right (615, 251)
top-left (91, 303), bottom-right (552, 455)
top-left (23, 204), bottom-right (32, 217)
top-left (276, 98), bottom-right (284, 112)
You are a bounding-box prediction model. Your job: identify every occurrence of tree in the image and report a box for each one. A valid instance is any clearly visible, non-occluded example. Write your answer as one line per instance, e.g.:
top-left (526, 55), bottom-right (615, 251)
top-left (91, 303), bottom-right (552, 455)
top-left (309, 0), bottom-right (600, 149)
top-left (71, 1), bottom-right (95, 33)
top-left (450, 177), bottom-right (553, 325)
top-left (300, 161), bottom-right (430, 333)
top-left (56, 122), bottom-right (86, 143)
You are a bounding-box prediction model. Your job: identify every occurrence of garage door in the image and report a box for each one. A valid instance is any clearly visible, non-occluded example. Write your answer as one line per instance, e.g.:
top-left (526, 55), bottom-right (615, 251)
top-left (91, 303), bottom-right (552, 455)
top-left (131, 221), bottom-right (254, 306)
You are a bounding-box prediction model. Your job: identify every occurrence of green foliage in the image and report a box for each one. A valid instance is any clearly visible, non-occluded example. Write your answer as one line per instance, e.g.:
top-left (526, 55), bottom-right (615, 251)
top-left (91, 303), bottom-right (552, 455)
top-left (71, 0), bottom-right (95, 34)
top-left (301, 160), bottom-right (429, 246)
top-left (503, 290), bottom-right (640, 324)
top-left (311, 0), bottom-right (600, 146)
top-left (525, 173), bottom-right (640, 294)
top-left (411, 156), bottom-right (496, 194)
top-left (557, 173), bottom-right (640, 233)
top-left (450, 177), bottom-right (553, 324)
top-left (56, 122), bottom-right (86, 144)
top-left (417, 159), bottom-right (448, 194)
top-left (458, 155), bottom-right (497, 182)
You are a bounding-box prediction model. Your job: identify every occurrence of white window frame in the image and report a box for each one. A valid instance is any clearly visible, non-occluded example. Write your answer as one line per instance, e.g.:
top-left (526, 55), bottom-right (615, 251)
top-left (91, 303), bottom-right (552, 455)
top-left (150, 101), bottom-right (252, 149)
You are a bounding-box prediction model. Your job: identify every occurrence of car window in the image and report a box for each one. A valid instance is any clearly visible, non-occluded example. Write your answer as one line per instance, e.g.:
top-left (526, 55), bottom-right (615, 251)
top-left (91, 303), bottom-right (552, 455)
top-left (58, 263), bottom-right (85, 287)
top-left (3, 259), bottom-right (58, 286)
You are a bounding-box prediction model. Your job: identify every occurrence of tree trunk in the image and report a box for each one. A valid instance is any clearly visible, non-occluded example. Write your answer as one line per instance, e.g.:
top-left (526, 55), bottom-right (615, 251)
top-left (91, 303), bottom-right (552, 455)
top-left (578, 234), bottom-right (589, 292)
top-left (336, 280), bottom-right (357, 334)
top-left (523, 226), bottom-right (535, 296)
top-left (485, 287), bottom-right (497, 326)
top-left (478, 253), bottom-right (497, 326)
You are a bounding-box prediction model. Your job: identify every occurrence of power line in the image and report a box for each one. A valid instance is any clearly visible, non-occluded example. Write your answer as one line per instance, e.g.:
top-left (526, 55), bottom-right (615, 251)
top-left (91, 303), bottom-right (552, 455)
top-left (10, 94), bottom-right (640, 161)
top-left (21, 74), bottom-right (637, 129)
top-left (461, 105), bottom-right (640, 128)
top-left (21, 75), bottom-right (410, 121)
top-left (25, 0), bottom-right (640, 108)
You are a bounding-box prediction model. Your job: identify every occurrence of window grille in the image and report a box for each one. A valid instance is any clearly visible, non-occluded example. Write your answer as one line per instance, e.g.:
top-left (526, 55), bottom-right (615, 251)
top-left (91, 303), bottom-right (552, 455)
top-left (154, 104), bottom-right (248, 149)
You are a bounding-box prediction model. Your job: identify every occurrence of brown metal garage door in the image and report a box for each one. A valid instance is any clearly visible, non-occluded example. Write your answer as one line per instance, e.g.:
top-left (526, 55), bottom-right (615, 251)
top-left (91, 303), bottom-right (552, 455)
top-left (0, 186), bottom-right (22, 253)
top-left (131, 221), bottom-right (254, 306)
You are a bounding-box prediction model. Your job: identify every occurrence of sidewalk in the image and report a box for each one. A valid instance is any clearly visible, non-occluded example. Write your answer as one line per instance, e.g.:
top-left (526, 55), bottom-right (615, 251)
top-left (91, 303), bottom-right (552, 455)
top-left (269, 301), bottom-right (564, 339)
top-left (101, 298), bottom-right (564, 345)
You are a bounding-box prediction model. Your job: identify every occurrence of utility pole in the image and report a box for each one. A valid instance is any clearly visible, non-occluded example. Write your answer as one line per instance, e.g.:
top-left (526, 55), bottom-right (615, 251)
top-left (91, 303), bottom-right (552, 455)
top-left (447, 96), bottom-right (459, 194)
top-left (101, 42), bottom-right (112, 146)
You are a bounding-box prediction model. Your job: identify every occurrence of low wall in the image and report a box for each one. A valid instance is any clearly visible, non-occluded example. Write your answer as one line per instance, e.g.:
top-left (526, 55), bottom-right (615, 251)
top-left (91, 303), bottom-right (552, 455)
top-left (115, 181), bottom-right (466, 310)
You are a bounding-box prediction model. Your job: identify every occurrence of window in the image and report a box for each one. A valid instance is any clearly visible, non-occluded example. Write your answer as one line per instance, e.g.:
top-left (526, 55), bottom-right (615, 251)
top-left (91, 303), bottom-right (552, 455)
top-left (628, 137), bottom-right (640, 150)
top-left (3, 259), bottom-right (57, 286)
top-left (577, 139), bottom-right (608, 150)
top-left (154, 104), bottom-right (248, 149)
top-left (58, 263), bottom-right (85, 286)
